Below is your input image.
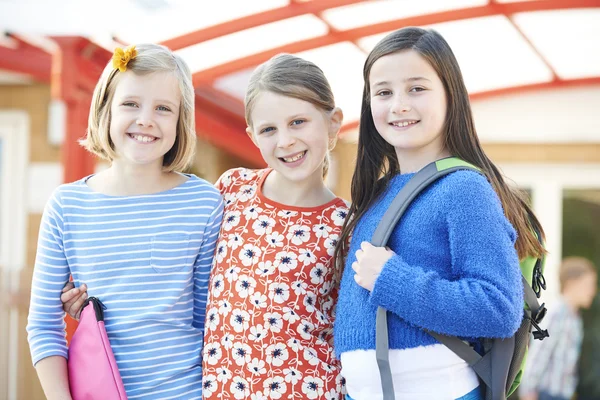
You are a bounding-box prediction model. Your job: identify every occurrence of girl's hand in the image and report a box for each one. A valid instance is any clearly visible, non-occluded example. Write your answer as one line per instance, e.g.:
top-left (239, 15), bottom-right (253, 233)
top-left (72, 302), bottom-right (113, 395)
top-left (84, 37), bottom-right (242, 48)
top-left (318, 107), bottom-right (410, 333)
top-left (61, 282), bottom-right (88, 321)
top-left (352, 242), bottom-right (393, 291)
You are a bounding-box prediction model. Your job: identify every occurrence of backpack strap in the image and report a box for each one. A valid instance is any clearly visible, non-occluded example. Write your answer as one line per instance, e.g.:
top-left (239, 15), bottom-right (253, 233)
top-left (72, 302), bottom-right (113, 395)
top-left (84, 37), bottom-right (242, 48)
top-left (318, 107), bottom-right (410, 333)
top-left (372, 157), bottom-right (545, 400)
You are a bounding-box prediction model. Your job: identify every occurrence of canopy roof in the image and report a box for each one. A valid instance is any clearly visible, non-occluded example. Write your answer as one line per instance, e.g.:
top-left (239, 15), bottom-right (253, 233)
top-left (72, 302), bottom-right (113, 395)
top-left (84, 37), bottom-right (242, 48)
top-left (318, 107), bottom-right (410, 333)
top-left (2, 0), bottom-right (599, 165)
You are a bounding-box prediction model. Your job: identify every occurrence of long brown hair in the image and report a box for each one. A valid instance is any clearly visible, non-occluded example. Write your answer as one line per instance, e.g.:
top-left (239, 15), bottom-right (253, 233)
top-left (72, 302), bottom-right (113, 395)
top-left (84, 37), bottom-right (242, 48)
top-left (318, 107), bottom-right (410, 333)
top-left (335, 27), bottom-right (545, 270)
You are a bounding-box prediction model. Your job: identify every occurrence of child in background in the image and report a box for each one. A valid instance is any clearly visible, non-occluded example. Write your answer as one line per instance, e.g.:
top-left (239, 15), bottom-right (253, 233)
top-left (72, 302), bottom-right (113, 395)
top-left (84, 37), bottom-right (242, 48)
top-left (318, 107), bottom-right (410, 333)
top-left (333, 27), bottom-right (545, 400)
top-left (519, 257), bottom-right (597, 400)
top-left (27, 43), bottom-right (223, 400)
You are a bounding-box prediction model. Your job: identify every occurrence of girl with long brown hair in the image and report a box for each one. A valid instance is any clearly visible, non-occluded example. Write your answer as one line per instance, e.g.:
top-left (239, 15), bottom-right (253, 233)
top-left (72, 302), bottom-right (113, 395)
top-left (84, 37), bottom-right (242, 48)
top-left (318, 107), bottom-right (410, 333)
top-left (333, 27), bottom-right (544, 400)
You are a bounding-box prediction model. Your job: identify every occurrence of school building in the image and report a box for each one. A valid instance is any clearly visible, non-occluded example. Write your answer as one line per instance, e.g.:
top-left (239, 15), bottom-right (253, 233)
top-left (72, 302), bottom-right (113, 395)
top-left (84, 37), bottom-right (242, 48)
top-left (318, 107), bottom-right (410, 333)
top-left (1, 1), bottom-right (599, 399)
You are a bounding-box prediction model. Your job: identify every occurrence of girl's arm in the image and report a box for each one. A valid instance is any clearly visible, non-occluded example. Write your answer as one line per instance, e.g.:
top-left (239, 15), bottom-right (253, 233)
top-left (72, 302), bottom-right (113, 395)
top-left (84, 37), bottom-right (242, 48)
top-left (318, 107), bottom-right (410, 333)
top-left (35, 356), bottom-right (72, 400)
top-left (26, 191), bottom-right (72, 397)
top-left (192, 195), bottom-right (224, 329)
top-left (368, 173), bottom-right (523, 338)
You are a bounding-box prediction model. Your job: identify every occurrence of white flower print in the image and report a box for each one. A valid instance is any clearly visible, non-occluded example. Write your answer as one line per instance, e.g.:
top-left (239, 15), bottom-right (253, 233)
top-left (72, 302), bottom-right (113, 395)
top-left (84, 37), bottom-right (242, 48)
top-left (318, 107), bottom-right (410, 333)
top-left (219, 173), bottom-right (232, 188)
top-left (282, 307), bottom-right (300, 324)
top-left (249, 324), bottom-right (268, 341)
top-left (223, 192), bottom-right (236, 207)
top-left (227, 233), bottom-right (243, 250)
top-left (264, 376), bottom-right (287, 399)
top-left (223, 210), bottom-right (241, 231)
top-left (273, 251), bottom-right (298, 273)
top-left (239, 244), bottom-right (261, 267)
top-left (319, 280), bottom-right (332, 296)
top-left (237, 184), bottom-right (256, 202)
top-left (247, 357), bottom-right (267, 376)
top-left (265, 343), bottom-right (289, 367)
top-left (243, 205), bottom-right (262, 220)
top-left (235, 274), bottom-right (257, 298)
top-left (230, 309), bottom-right (250, 333)
top-left (303, 347), bottom-right (320, 366)
top-left (264, 312), bottom-right (283, 333)
top-left (313, 223), bottom-right (332, 238)
top-left (203, 342), bottom-right (222, 365)
top-left (302, 376), bottom-right (325, 399)
top-left (287, 337), bottom-right (302, 352)
top-left (215, 241), bottom-right (227, 263)
top-left (309, 263), bottom-right (327, 285)
top-left (239, 169), bottom-right (256, 181)
top-left (287, 224), bottom-right (311, 245)
top-left (211, 274), bottom-right (225, 298)
top-left (291, 280), bottom-right (307, 296)
top-left (303, 291), bottom-right (317, 313)
top-left (277, 210), bottom-right (298, 218)
top-left (225, 266), bottom-right (241, 283)
top-left (221, 333), bottom-right (234, 350)
top-left (265, 231), bottom-right (284, 248)
top-left (252, 215), bottom-right (275, 235)
top-left (206, 307), bottom-right (220, 331)
top-left (315, 310), bottom-right (328, 327)
top-left (255, 261), bottom-right (276, 277)
top-left (251, 392), bottom-right (268, 400)
top-left (324, 234), bottom-right (339, 257)
top-left (230, 376), bottom-right (250, 399)
top-left (322, 298), bottom-right (334, 314)
top-left (297, 319), bottom-right (315, 340)
top-left (298, 249), bottom-right (317, 266)
top-left (325, 388), bottom-right (338, 400)
top-left (284, 367), bottom-right (302, 384)
top-left (216, 367), bottom-right (232, 383)
top-left (202, 374), bottom-right (218, 397)
top-left (268, 282), bottom-right (290, 304)
top-left (250, 292), bottom-right (267, 308)
top-left (323, 363), bottom-right (336, 374)
top-left (331, 207), bottom-right (348, 226)
top-left (218, 299), bottom-right (232, 316)
top-left (232, 342), bottom-right (252, 366)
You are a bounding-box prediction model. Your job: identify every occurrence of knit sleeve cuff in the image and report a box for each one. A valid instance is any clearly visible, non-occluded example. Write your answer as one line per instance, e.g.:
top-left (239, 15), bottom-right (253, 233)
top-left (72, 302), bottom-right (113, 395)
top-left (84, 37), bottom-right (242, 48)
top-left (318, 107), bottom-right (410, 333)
top-left (369, 255), bottom-right (411, 312)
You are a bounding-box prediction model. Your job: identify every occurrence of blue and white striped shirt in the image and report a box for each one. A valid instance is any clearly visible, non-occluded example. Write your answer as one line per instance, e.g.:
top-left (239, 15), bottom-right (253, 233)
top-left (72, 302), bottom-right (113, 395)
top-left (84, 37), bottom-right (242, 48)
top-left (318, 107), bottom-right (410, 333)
top-left (27, 174), bottom-right (223, 400)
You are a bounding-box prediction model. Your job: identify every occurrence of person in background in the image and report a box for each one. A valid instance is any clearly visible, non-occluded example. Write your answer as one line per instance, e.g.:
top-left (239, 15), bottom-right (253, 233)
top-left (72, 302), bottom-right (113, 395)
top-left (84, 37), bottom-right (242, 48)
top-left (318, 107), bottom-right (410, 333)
top-left (519, 256), bottom-right (598, 400)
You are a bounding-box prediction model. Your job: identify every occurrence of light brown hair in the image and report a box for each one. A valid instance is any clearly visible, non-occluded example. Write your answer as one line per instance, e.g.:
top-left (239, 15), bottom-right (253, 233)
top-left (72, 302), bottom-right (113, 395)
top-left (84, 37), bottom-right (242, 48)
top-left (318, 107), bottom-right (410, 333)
top-left (81, 43), bottom-right (196, 172)
top-left (244, 53), bottom-right (338, 178)
top-left (560, 257), bottom-right (597, 292)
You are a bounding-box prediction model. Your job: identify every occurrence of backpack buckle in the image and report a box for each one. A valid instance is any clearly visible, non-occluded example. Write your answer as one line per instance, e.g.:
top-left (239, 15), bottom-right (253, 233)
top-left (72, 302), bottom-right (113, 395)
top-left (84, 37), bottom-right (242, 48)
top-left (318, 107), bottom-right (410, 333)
top-left (530, 303), bottom-right (549, 340)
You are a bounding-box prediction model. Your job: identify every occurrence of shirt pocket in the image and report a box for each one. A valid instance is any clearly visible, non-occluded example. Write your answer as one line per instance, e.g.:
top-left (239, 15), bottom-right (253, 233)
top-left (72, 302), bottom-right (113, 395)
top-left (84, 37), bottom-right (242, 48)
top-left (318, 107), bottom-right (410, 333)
top-left (150, 234), bottom-right (195, 273)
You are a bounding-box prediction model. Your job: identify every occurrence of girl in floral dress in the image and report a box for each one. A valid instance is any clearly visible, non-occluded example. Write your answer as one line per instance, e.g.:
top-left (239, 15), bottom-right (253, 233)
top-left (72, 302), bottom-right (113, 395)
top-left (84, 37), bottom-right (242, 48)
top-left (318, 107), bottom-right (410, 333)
top-left (200, 54), bottom-right (348, 399)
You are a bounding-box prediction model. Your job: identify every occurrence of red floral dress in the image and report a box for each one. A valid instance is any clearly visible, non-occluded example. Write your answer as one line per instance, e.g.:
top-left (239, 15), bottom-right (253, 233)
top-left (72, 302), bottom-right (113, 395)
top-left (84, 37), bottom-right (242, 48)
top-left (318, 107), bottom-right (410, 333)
top-left (202, 168), bottom-right (348, 399)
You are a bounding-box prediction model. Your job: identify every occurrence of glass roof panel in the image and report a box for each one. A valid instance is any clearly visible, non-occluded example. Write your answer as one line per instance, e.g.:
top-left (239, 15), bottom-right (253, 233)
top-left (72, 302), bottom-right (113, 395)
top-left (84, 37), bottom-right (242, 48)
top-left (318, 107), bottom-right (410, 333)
top-left (360, 15), bottom-right (554, 93)
top-left (296, 42), bottom-right (367, 123)
top-left (176, 14), bottom-right (329, 72)
top-left (322, 0), bottom-right (487, 31)
top-left (513, 9), bottom-right (600, 79)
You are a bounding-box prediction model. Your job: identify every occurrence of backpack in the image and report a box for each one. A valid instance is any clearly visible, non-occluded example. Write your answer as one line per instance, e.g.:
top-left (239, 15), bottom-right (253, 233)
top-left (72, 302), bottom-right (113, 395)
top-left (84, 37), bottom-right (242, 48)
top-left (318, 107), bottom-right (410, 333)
top-left (373, 157), bottom-right (548, 400)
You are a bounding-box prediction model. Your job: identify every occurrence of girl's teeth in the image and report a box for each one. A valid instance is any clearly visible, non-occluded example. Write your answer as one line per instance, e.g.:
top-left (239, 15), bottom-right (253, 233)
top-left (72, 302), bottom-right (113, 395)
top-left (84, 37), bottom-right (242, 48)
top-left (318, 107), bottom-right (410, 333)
top-left (393, 121), bottom-right (417, 127)
top-left (283, 152), bottom-right (305, 163)
top-left (132, 135), bottom-right (156, 142)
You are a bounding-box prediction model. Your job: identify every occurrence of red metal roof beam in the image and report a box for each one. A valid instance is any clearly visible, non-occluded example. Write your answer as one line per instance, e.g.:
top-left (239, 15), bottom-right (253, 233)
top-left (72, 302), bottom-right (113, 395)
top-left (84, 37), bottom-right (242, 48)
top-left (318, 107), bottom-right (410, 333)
top-left (192, 0), bottom-right (598, 86)
top-left (160, 0), bottom-right (365, 51)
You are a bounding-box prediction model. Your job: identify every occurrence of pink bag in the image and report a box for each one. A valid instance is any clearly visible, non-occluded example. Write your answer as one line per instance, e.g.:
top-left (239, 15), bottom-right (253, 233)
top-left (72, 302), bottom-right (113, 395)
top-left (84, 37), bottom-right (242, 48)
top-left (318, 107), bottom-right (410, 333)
top-left (68, 296), bottom-right (127, 400)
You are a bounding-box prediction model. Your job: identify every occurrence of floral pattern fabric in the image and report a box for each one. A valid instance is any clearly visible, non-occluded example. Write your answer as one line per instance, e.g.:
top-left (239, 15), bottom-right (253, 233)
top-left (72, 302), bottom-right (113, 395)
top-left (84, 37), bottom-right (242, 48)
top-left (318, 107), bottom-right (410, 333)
top-left (202, 168), bottom-right (348, 399)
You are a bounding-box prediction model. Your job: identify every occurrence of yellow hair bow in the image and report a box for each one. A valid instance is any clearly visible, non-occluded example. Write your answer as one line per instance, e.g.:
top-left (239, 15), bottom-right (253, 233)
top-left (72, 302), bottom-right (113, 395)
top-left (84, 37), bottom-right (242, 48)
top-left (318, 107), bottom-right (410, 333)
top-left (112, 45), bottom-right (138, 72)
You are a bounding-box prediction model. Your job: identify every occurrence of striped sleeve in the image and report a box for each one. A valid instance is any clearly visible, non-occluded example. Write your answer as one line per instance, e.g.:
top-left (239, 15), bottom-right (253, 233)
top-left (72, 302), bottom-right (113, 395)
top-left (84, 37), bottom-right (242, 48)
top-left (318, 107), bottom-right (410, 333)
top-left (26, 189), bottom-right (71, 365)
top-left (193, 194), bottom-right (224, 329)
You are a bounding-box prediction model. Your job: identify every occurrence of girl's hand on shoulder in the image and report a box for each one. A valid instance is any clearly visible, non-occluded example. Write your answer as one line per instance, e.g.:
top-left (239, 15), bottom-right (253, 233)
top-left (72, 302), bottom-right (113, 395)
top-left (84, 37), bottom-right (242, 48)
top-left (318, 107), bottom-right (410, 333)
top-left (61, 282), bottom-right (88, 320)
top-left (352, 242), bottom-right (393, 291)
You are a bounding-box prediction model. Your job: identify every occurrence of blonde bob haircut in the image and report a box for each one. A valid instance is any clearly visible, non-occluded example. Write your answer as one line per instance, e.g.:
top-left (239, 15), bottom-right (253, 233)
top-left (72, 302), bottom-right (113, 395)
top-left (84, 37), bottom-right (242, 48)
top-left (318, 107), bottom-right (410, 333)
top-left (81, 43), bottom-right (196, 172)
